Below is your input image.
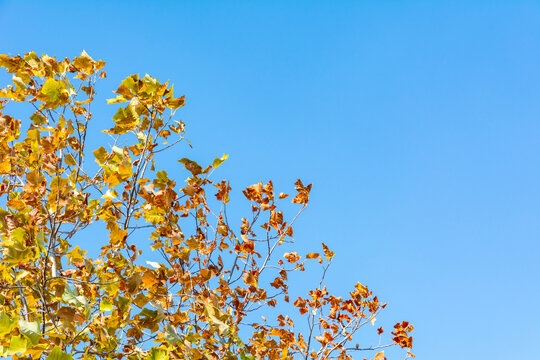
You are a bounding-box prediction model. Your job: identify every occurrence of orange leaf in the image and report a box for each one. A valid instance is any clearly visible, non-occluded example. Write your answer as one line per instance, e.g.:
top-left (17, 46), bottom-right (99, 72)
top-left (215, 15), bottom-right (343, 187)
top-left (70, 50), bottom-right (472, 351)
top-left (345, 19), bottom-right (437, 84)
top-left (283, 251), bottom-right (300, 263)
top-left (322, 243), bottom-right (335, 260)
top-left (291, 179), bottom-right (312, 205)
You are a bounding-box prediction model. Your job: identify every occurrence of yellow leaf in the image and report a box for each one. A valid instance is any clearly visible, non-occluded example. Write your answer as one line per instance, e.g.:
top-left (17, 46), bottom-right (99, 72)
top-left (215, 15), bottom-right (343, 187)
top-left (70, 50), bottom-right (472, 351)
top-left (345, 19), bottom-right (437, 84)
top-left (212, 154), bottom-right (229, 169)
top-left (142, 270), bottom-right (159, 288)
top-left (101, 189), bottom-right (117, 200)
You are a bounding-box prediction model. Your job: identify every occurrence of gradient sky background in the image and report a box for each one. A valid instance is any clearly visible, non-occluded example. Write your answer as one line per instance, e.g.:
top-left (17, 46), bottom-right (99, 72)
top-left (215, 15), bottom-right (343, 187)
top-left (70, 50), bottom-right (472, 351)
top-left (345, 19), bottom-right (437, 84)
top-left (1, 1), bottom-right (540, 359)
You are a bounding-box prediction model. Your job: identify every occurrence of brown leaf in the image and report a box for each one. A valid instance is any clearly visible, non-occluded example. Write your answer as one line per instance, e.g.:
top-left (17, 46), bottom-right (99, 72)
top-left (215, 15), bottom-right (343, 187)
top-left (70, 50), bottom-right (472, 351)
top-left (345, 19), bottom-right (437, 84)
top-left (283, 251), bottom-right (300, 263)
top-left (291, 179), bottom-right (312, 205)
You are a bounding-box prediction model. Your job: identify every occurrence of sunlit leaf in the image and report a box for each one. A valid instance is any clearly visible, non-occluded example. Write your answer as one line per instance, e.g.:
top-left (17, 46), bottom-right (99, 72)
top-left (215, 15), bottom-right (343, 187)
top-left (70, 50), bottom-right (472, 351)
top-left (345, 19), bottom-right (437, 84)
top-left (62, 287), bottom-right (87, 308)
top-left (99, 299), bottom-right (114, 312)
top-left (212, 154), bottom-right (229, 169)
top-left (148, 348), bottom-right (167, 360)
top-left (38, 78), bottom-right (68, 108)
top-left (146, 261), bottom-right (160, 268)
top-left (93, 146), bottom-right (109, 164)
top-left (164, 324), bottom-right (181, 345)
top-left (46, 346), bottom-right (72, 360)
top-left (0, 312), bottom-right (16, 335)
top-left (8, 335), bottom-right (26, 355)
top-left (18, 319), bottom-right (41, 345)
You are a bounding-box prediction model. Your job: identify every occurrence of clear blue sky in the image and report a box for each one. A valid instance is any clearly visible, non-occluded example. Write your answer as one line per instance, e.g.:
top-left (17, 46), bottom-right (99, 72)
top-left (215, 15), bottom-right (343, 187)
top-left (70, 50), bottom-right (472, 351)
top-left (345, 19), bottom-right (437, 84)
top-left (2, 1), bottom-right (540, 359)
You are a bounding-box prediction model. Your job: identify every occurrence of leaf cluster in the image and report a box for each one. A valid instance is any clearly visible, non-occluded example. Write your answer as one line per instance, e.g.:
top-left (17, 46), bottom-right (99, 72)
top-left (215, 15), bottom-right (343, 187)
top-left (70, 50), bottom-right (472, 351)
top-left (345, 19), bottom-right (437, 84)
top-left (0, 52), bottom-right (413, 360)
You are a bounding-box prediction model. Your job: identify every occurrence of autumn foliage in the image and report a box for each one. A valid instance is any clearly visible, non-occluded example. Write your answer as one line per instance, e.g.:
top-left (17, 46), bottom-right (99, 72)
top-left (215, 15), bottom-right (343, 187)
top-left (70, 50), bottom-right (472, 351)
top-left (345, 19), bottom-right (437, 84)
top-left (0, 52), bottom-right (413, 360)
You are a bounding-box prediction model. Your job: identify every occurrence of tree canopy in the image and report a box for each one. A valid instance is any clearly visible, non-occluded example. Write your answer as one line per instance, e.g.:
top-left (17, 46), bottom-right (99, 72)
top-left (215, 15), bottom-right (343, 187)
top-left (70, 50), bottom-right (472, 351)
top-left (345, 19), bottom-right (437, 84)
top-left (0, 51), bottom-right (413, 360)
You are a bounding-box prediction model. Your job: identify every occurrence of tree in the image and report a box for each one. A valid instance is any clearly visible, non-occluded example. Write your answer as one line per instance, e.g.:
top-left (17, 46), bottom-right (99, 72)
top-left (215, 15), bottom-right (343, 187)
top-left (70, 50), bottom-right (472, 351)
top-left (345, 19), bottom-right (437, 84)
top-left (0, 51), bottom-right (413, 360)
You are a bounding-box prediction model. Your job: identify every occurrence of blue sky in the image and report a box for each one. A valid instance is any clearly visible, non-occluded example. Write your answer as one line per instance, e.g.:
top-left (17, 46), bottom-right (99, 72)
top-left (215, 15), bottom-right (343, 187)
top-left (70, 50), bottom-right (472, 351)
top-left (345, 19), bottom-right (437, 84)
top-left (1, 1), bottom-right (540, 358)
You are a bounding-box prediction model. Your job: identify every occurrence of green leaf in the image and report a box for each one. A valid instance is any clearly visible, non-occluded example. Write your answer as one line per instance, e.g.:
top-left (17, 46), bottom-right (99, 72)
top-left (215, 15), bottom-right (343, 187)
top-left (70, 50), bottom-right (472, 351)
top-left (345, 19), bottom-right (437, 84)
top-left (204, 304), bottom-right (230, 334)
top-left (10, 227), bottom-right (26, 242)
top-left (18, 319), bottom-right (41, 345)
top-left (0, 311), bottom-right (17, 335)
top-left (8, 335), bottom-right (26, 355)
top-left (108, 103), bottom-right (140, 134)
top-left (212, 154), bottom-right (229, 169)
top-left (99, 298), bottom-right (114, 313)
top-left (118, 297), bottom-right (131, 312)
top-left (185, 333), bottom-right (197, 343)
top-left (240, 350), bottom-right (254, 360)
top-left (139, 308), bottom-right (159, 320)
top-left (46, 346), bottom-right (72, 360)
top-left (41, 79), bottom-right (64, 96)
top-left (141, 74), bottom-right (159, 97)
top-left (30, 113), bottom-right (47, 125)
top-left (3, 236), bottom-right (34, 263)
top-left (156, 170), bottom-right (170, 184)
top-left (38, 78), bottom-right (68, 108)
top-left (62, 287), bottom-right (87, 308)
top-left (122, 74), bottom-right (139, 93)
top-left (147, 348), bottom-right (167, 360)
top-left (164, 324), bottom-right (180, 345)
